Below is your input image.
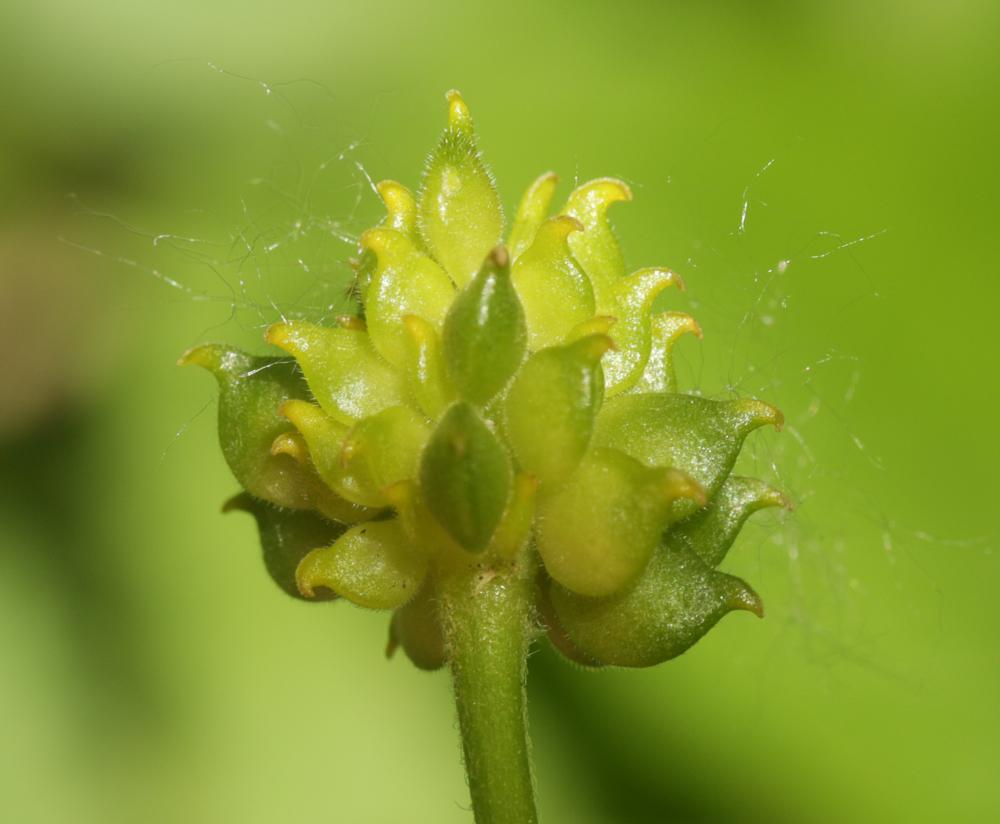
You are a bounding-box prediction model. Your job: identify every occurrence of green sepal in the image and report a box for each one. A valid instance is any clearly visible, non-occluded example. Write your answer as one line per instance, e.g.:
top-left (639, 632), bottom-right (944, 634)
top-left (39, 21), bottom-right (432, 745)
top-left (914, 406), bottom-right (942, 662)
top-left (265, 318), bottom-right (404, 425)
top-left (504, 334), bottom-right (611, 487)
top-left (550, 541), bottom-right (763, 668)
top-left (442, 247), bottom-right (527, 406)
top-left (223, 493), bottom-right (344, 601)
top-left (670, 475), bottom-right (789, 568)
top-left (560, 177), bottom-right (632, 304)
top-left (402, 315), bottom-right (455, 419)
top-left (535, 447), bottom-right (705, 598)
top-left (633, 312), bottom-right (702, 394)
top-left (179, 343), bottom-right (340, 516)
top-left (418, 90), bottom-right (503, 287)
top-left (594, 393), bottom-right (783, 519)
top-left (507, 171), bottom-right (558, 262)
top-left (359, 227), bottom-right (455, 369)
top-left (510, 215), bottom-right (596, 351)
top-left (419, 402), bottom-right (513, 553)
top-left (296, 519), bottom-right (426, 609)
top-left (387, 581), bottom-right (447, 671)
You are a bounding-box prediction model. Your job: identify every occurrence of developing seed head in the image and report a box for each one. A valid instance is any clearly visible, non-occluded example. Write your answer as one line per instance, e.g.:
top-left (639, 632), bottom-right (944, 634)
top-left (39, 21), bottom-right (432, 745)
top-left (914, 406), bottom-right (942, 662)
top-left (180, 91), bottom-right (788, 669)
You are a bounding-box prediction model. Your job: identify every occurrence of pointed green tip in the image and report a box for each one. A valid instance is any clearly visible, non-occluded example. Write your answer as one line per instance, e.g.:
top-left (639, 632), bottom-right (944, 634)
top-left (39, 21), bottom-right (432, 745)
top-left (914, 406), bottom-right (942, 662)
top-left (177, 342), bottom-right (222, 371)
top-left (763, 486), bottom-right (794, 512)
top-left (658, 468), bottom-right (707, 508)
top-left (446, 89), bottom-right (472, 130)
top-left (264, 322), bottom-right (292, 350)
top-left (539, 214), bottom-right (584, 241)
top-left (221, 492), bottom-right (255, 515)
top-left (385, 624), bottom-right (400, 660)
top-left (732, 398), bottom-right (785, 433)
top-left (568, 333), bottom-right (616, 363)
top-left (728, 580), bottom-right (765, 618)
top-left (294, 547), bottom-right (329, 599)
top-left (486, 244), bottom-right (510, 270)
top-left (567, 315), bottom-right (618, 342)
top-left (178, 342), bottom-right (249, 381)
top-left (567, 177), bottom-right (634, 211)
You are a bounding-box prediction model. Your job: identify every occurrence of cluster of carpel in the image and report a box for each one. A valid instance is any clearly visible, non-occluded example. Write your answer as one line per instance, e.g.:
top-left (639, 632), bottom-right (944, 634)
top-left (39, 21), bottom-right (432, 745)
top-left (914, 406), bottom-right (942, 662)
top-left (182, 90), bottom-right (787, 671)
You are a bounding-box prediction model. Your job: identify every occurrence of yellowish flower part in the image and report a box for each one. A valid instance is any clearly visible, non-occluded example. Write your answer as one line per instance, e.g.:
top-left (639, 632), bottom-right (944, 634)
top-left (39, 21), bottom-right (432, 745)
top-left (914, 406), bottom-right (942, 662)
top-left (182, 89), bottom-right (788, 671)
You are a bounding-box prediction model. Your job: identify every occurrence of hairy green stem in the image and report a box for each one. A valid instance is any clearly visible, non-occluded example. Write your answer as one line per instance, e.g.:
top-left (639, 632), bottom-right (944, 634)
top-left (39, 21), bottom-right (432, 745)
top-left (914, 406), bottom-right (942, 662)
top-left (439, 562), bottom-right (538, 824)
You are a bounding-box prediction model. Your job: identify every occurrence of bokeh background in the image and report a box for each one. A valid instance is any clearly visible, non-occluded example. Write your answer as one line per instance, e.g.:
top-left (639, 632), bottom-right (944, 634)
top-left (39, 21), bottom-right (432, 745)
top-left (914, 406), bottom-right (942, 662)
top-left (2, 1), bottom-right (998, 822)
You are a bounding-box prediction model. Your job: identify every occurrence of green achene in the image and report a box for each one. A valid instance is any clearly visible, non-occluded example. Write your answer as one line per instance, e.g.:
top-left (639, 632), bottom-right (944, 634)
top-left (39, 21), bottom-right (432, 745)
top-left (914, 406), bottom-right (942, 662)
top-left (182, 90), bottom-right (789, 824)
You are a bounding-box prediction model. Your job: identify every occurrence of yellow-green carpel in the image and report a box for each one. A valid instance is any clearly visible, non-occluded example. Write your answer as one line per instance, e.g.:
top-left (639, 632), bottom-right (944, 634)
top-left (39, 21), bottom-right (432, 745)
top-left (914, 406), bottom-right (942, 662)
top-left (182, 90), bottom-right (788, 824)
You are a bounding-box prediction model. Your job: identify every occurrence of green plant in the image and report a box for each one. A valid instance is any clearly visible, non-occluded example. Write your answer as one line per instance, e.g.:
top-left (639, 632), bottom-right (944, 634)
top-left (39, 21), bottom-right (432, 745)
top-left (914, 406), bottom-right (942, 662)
top-left (181, 90), bottom-right (787, 824)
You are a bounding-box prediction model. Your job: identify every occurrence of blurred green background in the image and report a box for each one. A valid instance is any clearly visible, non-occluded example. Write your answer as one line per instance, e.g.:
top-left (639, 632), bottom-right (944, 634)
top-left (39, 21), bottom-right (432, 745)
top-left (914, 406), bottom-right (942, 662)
top-left (2, 1), bottom-right (998, 821)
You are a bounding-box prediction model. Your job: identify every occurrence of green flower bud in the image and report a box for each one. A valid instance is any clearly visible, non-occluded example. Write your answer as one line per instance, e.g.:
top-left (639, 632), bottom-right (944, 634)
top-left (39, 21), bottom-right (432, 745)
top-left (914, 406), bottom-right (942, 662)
top-left (420, 402), bottom-right (512, 553)
top-left (184, 90), bottom-right (787, 673)
top-left (442, 246), bottom-right (526, 406)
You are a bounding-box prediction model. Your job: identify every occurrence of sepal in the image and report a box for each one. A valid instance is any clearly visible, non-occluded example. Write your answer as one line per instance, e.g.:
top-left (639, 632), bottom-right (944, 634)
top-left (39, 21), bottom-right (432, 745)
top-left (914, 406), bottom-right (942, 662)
top-left (223, 493), bottom-right (344, 601)
top-left (671, 475), bottom-right (790, 567)
top-left (595, 393), bottom-right (783, 518)
top-left (387, 581), bottom-right (447, 671)
top-left (550, 541), bottom-right (762, 667)
top-left (179, 343), bottom-right (340, 516)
